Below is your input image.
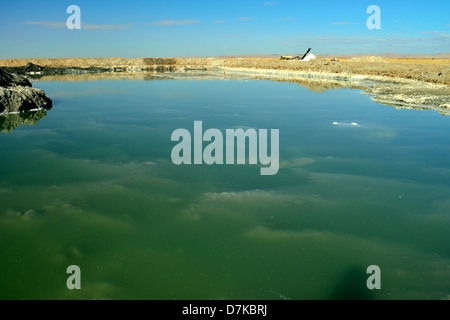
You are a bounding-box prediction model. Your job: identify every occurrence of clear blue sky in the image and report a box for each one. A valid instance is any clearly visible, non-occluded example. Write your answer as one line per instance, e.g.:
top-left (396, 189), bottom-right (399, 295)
top-left (0, 0), bottom-right (448, 58)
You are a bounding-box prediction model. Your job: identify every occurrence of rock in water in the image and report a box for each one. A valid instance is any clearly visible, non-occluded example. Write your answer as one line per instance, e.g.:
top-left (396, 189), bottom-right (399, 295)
top-left (0, 68), bottom-right (52, 114)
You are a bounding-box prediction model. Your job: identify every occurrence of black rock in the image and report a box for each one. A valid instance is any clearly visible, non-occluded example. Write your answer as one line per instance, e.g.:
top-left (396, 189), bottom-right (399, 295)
top-left (0, 69), bottom-right (52, 114)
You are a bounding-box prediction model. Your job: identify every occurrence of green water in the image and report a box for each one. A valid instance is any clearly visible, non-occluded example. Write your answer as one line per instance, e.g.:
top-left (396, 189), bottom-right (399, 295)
top-left (1, 76), bottom-right (449, 300)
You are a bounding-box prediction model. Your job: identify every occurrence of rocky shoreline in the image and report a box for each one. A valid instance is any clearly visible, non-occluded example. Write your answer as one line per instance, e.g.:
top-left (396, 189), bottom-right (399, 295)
top-left (1, 57), bottom-right (449, 85)
top-left (1, 57), bottom-right (449, 116)
top-left (214, 67), bottom-right (450, 116)
top-left (1, 61), bottom-right (182, 79)
top-left (0, 68), bottom-right (52, 115)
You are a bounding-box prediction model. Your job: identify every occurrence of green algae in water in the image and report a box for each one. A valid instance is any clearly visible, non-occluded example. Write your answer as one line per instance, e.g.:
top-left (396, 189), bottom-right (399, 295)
top-left (0, 77), bottom-right (449, 300)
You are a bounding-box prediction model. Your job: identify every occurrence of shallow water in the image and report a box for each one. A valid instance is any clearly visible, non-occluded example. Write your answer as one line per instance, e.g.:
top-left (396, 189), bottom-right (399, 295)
top-left (0, 75), bottom-right (449, 300)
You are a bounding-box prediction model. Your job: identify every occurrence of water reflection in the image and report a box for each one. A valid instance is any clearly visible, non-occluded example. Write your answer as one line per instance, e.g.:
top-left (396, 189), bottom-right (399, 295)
top-left (1, 75), bottom-right (450, 299)
top-left (35, 72), bottom-right (364, 92)
top-left (0, 108), bottom-right (51, 133)
top-left (34, 71), bottom-right (450, 116)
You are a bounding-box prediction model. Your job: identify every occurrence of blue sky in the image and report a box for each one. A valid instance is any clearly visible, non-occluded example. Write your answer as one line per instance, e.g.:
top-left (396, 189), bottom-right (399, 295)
top-left (0, 0), bottom-right (449, 58)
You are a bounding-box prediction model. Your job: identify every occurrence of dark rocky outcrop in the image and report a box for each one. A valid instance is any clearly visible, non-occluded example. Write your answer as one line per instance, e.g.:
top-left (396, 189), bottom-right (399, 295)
top-left (142, 58), bottom-right (176, 65)
top-left (2, 62), bottom-right (114, 79)
top-left (0, 68), bottom-right (52, 114)
top-left (0, 68), bottom-right (32, 87)
top-left (2, 62), bottom-right (177, 79)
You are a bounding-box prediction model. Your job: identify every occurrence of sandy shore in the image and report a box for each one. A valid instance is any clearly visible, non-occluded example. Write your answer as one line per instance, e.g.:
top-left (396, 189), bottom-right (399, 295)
top-left (1, 57), bottom-right (449, 115)
top-left (1, 57), bottom-right (449, 84)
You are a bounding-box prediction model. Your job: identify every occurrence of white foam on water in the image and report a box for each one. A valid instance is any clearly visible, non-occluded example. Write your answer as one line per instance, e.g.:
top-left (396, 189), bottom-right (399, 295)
top-left (333, 121), bottom-right (360, 127)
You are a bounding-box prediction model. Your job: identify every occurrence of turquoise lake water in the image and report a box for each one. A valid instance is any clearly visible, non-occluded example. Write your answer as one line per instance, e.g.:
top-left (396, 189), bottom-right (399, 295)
top-left (0, 75), bottom-right (449, 299)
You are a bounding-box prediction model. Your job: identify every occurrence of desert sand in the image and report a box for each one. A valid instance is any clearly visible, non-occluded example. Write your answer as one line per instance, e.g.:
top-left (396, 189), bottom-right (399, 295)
top-left (1, 57), bottom-right (449, 84)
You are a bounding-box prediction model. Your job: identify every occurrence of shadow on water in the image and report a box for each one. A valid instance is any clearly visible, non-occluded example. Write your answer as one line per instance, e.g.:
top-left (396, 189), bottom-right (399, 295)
top-left (328, 266), bottom-right (376, 300)
top-left (0, 108), bottom-right (51, 133)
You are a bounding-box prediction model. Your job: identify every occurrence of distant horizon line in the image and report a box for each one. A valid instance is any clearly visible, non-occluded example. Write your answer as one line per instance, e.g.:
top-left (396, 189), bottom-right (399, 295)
top-left (1, 52), bottom-right (450, 60)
